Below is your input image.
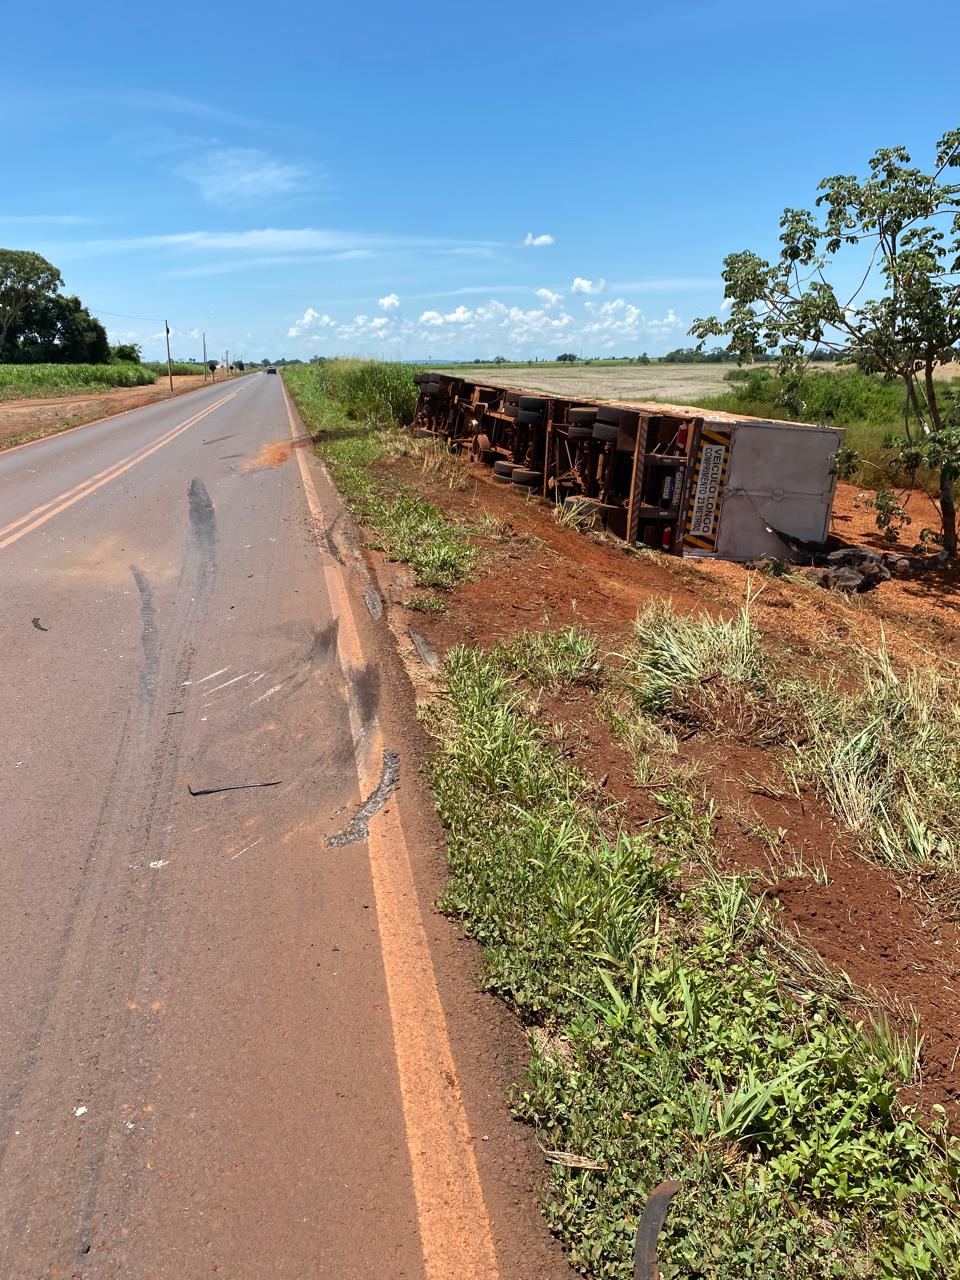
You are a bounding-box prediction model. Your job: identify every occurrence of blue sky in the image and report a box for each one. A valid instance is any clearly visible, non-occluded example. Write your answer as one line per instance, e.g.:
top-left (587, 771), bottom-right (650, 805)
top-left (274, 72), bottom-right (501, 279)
top-left (3, 0), bottom-right (956, 362)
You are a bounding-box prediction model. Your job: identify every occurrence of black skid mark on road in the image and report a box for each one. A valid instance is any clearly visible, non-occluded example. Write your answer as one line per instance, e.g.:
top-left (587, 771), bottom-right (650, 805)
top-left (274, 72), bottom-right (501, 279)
top-left (326, 750), bottom-right (400, 848)
top-left (130, 566), bottom-right (160, 699)
top-left (201, 434), bottom-right (235, 446)
top-left (188, 478), bottom-right (217, 555)
top-left (187, 477), bottom-right (218, 599)
top-left (349, 662), bottom-right (380, 730)
top-left (311, 616), bottom-right (340, 666)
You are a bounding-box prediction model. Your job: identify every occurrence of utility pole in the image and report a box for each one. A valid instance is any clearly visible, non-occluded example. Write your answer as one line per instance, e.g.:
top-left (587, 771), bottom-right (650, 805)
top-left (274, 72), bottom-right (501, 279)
top-left (226, 349), bottom-right (230, 378)
top-left (164, 321), bottom-right (174, 392)
top-left (202, 332), bottom-right (207, 383)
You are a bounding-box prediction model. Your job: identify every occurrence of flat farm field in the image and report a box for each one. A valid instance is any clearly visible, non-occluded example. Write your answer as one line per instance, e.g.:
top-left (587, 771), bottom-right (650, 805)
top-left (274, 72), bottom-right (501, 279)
top-left (434, 362), bottom-right (737, 405)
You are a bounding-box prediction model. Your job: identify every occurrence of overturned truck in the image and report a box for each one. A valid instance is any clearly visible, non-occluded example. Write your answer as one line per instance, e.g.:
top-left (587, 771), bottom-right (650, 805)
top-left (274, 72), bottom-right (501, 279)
top-left (412, 372), bottom-right (844, 561)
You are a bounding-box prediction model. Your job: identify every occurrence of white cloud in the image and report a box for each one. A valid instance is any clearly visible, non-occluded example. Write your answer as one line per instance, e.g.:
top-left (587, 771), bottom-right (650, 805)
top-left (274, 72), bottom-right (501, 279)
top-left (572, 276), bottom-right (607, 295)
top-left (49, 226), bottom-right (502, 262)
top-left (0, 213), bottom-right (90, 225)
top-left (378, 292), bottom-right (400, 310)
top-left (523, 232), bottom-right (554, 247)
top-left (288, 307), bottom-right (335, 338)
top-left (286, 292), bottom-right (685, 357)
top-left (580, 298), bottom-right (684, 346)
top-left (177, 148), bottom-right (309, 208)
top-left (720, 297), bottom-right (733, 312)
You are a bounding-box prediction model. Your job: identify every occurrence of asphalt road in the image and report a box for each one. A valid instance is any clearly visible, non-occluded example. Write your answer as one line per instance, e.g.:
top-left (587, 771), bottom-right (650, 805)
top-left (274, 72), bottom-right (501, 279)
top-left (0, 374), bottom-right (500, 1278)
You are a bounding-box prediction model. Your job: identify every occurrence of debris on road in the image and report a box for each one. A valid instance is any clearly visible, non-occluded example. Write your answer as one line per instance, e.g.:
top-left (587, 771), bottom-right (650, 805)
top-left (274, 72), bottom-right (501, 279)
top-left (31, 617), bottom-right (48, 631)
top-left (408, 627), bottom-right (438, 671)
top-left (326, 749), bottom-right (400, 848)
top-left (187, 780), bottom-right (282, 797)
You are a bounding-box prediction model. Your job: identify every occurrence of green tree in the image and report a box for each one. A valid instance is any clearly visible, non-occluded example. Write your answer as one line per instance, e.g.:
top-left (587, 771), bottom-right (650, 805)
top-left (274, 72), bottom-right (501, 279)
top-left (111, 342), bottom-right (142, 363)
top-left (691, 127), bottom-right (960, 554)
top-left (0, 250), bottom-right (62, 354)
top-left (9, 293), bottom-right (109, 363)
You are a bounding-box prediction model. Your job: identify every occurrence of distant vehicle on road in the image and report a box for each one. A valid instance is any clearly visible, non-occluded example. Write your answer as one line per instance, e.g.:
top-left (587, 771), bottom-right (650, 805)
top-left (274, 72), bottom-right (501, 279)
top-left (267, 366), bottom-right (277, 375)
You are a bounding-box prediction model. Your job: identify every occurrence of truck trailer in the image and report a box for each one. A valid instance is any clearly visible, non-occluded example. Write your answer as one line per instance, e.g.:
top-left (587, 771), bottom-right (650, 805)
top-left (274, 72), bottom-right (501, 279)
top-left (411, 372), bottom-right (844, 562)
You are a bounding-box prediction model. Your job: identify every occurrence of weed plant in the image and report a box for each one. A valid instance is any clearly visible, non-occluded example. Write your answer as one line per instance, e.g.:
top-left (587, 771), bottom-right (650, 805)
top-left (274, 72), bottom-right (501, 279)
top-left (621, 600), bottom-right (960, 878)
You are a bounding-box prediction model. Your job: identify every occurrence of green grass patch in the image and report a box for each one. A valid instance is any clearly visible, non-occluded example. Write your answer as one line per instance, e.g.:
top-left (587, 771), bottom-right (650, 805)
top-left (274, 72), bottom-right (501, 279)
top-left (0, 362), bottom-right (157, 400)
top-left (495, 623), bottom-right (603, 692)
top-left (404, 592), bottom-right (446, 614)
top-left (426, 636), bottom-right (960, 1278)
top-left (283, 361), bottom-right (475, 590)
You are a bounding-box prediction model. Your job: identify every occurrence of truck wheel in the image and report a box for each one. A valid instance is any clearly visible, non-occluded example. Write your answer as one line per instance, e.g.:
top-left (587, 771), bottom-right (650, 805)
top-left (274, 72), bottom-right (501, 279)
top-left (593, 422), bottom-right (619, 441)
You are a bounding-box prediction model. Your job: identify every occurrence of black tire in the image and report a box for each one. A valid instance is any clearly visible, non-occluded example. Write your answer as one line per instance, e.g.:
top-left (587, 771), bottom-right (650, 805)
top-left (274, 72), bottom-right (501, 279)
top-left (568, 425), bottom-right (594, 441)
top-left (593, 421), bottom-right (619, 442)
top-left (596, 406), bottom-right (623, 425)
top-left (493, 472), bottom-right (514, 485)
top-left (493, 460), bottom-right (516, 477)
top-left (517, 407), bottom-right (545, 425)
top-left (568, 407), bottom-right (597, 425)
top-left (512, 468), bottom-right (543, 486)
top-left (518, 396), bottom-right (547, 411)
top-left (426, 382), bottom-right (440, 394)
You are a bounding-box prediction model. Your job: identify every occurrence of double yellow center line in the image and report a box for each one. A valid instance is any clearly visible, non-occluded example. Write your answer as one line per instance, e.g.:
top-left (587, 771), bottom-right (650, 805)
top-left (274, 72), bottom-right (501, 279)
top-left (0, 387), bottom-right (242, 552)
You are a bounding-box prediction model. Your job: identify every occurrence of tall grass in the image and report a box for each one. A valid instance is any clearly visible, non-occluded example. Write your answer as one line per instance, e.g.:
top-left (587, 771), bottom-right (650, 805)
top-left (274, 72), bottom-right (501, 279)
top-left (0, 362), bottom-right (157, 399)
top-left (297, 358), bottom-right (420, 425)
top-left (426, 636), bottom-right (960, 1278)
top-left (622, 599), bottom-right (960, 878)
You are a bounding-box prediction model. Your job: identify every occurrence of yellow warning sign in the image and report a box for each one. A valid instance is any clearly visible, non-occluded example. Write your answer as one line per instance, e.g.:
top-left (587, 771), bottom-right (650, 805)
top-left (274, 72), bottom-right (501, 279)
top-left (684, 426), bottom-right (731, 551)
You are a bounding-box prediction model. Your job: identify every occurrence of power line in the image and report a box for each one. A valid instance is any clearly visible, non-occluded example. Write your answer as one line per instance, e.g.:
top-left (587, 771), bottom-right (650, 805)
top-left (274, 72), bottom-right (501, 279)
top-left (86, 307), bottom-right (166, 323)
